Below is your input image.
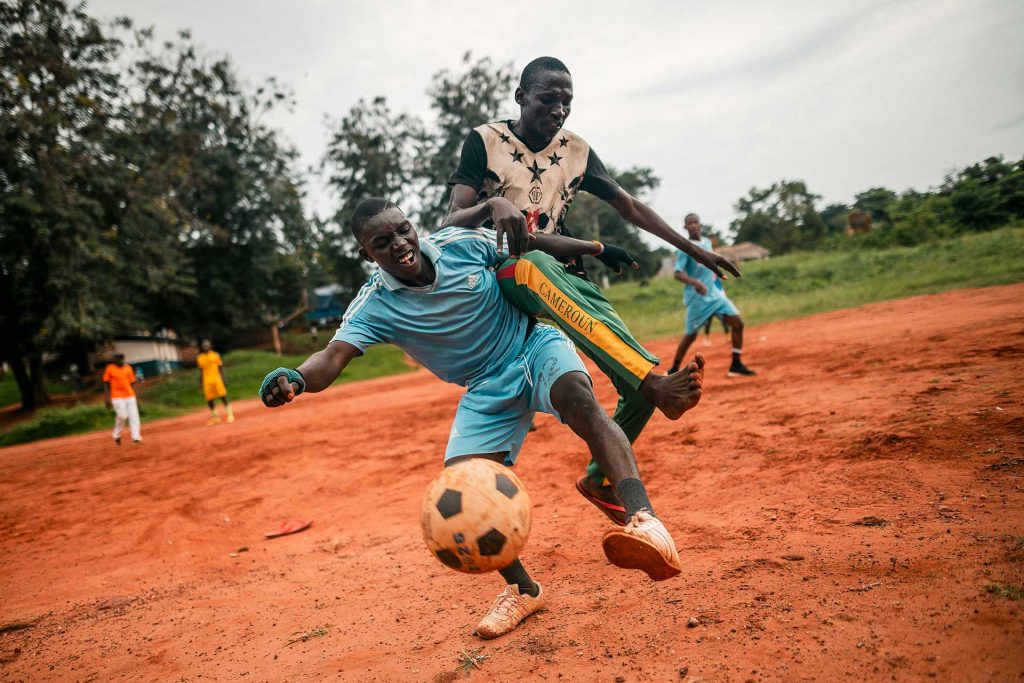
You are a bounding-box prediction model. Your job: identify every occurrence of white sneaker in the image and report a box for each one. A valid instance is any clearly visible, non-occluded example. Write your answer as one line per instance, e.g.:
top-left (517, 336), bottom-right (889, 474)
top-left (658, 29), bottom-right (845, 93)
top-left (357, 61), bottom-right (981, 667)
top-left (602, 511), bottom-right (682, 581)
top-left (474, 582), bottom-right (544, 639)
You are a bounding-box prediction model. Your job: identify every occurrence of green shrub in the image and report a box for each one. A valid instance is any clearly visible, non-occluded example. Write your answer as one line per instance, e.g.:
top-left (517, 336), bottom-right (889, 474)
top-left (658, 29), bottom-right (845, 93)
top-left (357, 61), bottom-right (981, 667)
top-left (0, 404), bottom-right (112, 446)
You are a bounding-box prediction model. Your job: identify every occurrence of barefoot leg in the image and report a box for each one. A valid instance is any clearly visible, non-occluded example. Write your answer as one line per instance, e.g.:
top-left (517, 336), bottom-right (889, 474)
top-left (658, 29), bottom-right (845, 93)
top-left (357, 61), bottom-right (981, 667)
top-left (640, 353), bottom-right (705, 420)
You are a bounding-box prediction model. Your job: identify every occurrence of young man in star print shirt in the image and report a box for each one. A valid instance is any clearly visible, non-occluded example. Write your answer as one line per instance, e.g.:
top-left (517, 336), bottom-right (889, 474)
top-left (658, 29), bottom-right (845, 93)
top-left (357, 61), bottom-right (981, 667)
top-left (443, 56), bottom-right (740, 522)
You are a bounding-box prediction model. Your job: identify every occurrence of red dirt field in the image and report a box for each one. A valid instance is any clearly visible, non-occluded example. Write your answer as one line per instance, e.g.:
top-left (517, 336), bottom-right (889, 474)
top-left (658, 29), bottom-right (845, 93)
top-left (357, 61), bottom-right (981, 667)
top-left (2, 285), bottom-right (1023, 682)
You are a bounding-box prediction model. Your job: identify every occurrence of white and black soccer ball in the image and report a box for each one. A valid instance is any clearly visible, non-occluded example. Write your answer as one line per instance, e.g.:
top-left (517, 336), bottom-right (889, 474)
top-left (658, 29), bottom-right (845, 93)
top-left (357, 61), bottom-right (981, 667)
top-left (420, 458), bottom-right (532, 573)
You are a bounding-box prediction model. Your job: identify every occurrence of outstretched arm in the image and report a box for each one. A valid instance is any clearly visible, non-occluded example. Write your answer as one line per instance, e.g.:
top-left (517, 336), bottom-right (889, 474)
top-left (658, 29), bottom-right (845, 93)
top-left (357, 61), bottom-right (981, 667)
top-left (261, 341), bottom-right (362, 407)
top-left (443, 185), bottom-right (532, 257)
top-left (529, 233), bottom-right (600, 259)
top-left (606, 189), bottom-right (741, 280)
top-left (529, 233), bottom-right (639, 274)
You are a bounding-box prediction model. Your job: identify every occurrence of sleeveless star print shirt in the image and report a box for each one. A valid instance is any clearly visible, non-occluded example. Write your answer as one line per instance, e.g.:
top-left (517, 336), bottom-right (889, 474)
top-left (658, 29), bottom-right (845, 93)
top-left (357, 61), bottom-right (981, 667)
top-left (449, 121), bottom-right (619, 275)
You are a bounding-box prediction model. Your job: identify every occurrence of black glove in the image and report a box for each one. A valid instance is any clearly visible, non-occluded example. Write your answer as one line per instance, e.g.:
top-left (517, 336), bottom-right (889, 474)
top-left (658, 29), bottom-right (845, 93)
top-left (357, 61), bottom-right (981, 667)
top-left (593, 241), bottom-right (638, 274)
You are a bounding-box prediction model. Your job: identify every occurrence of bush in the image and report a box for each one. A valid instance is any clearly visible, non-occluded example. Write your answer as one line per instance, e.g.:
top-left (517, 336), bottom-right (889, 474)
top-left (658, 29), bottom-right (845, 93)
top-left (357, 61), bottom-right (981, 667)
top-left (0, 404), bottom-right (111, 447)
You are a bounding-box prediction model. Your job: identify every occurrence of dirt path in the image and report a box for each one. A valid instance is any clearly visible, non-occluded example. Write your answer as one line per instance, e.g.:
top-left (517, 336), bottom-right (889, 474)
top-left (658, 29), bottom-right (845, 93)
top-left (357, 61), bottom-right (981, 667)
top-left (2, 284), bottom-right (1023, 682)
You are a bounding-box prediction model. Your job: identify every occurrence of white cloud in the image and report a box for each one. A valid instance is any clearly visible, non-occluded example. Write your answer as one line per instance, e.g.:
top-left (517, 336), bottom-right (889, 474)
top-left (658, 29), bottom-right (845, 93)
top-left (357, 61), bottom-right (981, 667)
top-left (91, 0), bottom-right (1024, 241)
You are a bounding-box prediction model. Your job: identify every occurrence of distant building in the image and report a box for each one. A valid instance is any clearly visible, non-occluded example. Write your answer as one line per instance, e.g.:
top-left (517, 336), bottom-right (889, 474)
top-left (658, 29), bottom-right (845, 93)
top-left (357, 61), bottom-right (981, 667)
top-left (717, 242), bottom-right (771, 263)
top-left (97, 331), bottom-right (190, 377)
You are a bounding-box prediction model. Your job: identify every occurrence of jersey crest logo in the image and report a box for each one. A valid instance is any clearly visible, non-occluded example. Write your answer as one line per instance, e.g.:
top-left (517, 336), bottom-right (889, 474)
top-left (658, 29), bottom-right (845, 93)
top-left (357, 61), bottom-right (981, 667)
top-left (466, 273), bottom-right (480, 290)
top-left (528, 186), bottom-right (543, 204)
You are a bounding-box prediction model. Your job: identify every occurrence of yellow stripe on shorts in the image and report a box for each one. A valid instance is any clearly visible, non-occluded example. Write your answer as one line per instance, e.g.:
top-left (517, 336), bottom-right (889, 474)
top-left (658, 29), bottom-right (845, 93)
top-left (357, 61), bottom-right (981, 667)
top-left (514, 259), bottom-right (653, 382)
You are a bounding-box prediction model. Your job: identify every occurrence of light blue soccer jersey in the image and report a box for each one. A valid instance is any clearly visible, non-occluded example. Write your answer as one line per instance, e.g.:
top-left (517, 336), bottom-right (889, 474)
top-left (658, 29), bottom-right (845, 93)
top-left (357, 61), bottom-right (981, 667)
top-left (333, 227), bottom-right (529, 387)
top-left (675, 237), bottom-right (739, 334)
top-left (674, 237), bottom-right (722, 307)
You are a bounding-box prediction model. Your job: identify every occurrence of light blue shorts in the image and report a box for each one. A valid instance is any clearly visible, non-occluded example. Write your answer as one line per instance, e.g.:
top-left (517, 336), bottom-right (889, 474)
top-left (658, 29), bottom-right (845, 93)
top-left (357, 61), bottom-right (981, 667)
top-left (444, 323), bottom-right (589, 465)
top-left (685, 295), bottom-right (740, 335)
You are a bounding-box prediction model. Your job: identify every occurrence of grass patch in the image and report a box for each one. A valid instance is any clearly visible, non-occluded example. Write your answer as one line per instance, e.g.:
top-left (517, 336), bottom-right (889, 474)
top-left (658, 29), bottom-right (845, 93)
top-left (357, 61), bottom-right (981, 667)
top-left (1, 345), bottom-right (413, 446)
top-left (0, 377), bottom-right (75, 408)
top-left (985, 583), bottom-right (1024, 600)
top-left (134, 344), bottom-right (413, 410)
top-left (606, 225), bottom-right (1024, 341)
top-left (4, 226), bottom-right (1023, 446)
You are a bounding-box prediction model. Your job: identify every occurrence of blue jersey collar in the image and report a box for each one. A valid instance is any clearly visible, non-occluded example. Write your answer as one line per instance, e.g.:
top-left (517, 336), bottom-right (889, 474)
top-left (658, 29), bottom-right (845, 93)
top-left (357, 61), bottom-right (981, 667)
top-left (378, 238), bottom-right (442, 291)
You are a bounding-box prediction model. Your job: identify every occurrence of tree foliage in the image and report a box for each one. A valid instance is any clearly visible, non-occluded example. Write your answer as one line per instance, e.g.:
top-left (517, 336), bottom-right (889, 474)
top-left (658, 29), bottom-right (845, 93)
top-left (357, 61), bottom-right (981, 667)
top-left (564, 166), bottom-right (665, 281)
top-left (1, 0), bottom-right (312, 410)
top-left (320, 95), bottom-right (425, 300)
top-left (416, 53), bottom-right (515, 230)
top-left (731, 180), bottom-right (829, 254)
top-left (1, 0), bottom-right (127, 408)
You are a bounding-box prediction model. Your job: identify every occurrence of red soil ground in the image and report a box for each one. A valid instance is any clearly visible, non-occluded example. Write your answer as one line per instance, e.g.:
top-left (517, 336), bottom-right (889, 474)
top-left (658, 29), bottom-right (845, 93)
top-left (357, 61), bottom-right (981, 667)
top-left (2, 285), bottom-right (1023, 682)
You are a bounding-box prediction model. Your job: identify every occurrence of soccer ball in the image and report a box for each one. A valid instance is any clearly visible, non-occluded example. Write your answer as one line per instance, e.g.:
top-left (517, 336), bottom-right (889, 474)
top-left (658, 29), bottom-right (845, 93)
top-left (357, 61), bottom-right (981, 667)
top-left (420, 458), bottom-right (532, 574)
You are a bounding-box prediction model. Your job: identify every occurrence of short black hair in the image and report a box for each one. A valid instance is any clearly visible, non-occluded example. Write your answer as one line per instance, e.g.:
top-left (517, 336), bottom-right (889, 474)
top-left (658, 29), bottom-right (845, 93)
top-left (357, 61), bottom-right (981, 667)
top-left (519, 57), bottom-right (570, 91)
top-left (684, 213), bottom-right (700, 223)
top-left (350, 197), bottom-right (400, 240)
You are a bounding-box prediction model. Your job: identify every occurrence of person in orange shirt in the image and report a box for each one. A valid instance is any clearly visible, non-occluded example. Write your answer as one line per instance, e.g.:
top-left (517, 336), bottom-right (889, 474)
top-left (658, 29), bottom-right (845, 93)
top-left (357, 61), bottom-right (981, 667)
top-left (102, 353), bottom-right (141, 445)
top-left (197, 340), bottom-right (234, 425)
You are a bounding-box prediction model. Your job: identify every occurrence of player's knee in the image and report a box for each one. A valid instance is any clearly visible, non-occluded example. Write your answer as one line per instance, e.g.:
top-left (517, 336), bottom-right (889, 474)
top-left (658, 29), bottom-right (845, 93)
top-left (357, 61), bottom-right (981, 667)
top-left (550, 372), bottom-right (598, 421)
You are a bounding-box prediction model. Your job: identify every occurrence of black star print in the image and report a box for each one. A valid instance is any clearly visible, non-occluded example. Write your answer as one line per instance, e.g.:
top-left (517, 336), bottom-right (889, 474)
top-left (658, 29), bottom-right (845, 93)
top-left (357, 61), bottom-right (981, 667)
top-left (558, 136), bottom-right (569, 147)
top-left (527, 160), bottom-right (547, 183)
top-left (547, 152), bottom-right (562, 166)
top-left (509, 149), bottom-right (524, 163)
top-left (498, 132), bottom-right (511, 144)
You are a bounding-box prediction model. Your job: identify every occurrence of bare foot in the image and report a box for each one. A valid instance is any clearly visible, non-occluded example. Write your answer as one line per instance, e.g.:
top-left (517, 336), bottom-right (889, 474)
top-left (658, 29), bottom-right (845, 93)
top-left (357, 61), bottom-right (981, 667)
top-left (640, 353), bottom-right (705, 420)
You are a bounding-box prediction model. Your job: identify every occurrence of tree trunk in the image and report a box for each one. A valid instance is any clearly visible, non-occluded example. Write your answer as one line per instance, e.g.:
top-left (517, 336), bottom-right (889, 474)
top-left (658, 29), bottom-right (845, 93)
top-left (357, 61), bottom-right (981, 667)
top-left (8, 357), bottom-right (36, 412)
top-left (28, 355), bottom-right (51, 408)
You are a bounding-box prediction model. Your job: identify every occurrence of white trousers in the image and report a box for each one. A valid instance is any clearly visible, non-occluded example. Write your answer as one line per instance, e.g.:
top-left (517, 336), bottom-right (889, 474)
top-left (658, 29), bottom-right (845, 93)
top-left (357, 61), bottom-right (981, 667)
top-left (112, 397), bottom-right (141, 441)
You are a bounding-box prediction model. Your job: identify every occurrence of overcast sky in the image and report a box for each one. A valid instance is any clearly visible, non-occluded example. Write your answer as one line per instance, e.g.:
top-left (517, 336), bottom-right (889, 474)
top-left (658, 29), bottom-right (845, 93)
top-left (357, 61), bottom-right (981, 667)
top-left (91, 0), bottom-right (1024, 239)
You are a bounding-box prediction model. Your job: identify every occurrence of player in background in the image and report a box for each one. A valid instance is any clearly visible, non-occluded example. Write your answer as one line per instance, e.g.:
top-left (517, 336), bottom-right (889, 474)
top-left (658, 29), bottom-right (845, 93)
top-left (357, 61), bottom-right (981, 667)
top-left (669, 213), bottom-right (757, 377)
top-left (260, 199), bottom-right (705, 639)
top-left (197, 339), bottom-right (234, 425)
top-left (442, 56), bottom-right (738, 522)
top-left (102, 353), bottom-right (141, 445)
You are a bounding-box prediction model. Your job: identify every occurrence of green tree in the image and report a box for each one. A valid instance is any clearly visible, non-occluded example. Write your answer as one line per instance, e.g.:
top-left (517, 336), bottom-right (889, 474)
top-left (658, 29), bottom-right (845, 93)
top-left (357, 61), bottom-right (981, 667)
top-left (853, 187), bottom-right (897, 229)
top-left (941, 156), bottom-right (1024, 231)
top-left (1, 2), bottom-right (315, 410)
top-left (117, 29), bottom-right (312, 349)
top-left (321, 96), bottom-right (424, 299)
top-left (416, 52), bottom-right (516, 230)
top-left (0, 0), bottom-right (128, 410)
top-left (820, 202), bottom-right (851, 234)
top-left (731, 180), bottom-right (826, 254)
top-left (700, 223), bottom-right (731, 247)
top-left (564, 166), bottom-right (664, 281)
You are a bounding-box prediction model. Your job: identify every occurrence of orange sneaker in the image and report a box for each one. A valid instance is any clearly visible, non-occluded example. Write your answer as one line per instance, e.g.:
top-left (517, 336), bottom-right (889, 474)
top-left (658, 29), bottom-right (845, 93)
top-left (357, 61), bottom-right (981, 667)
top-left (474, 583), bottom-right (544, 640)
top-left (602, 511), bottom-right (682, 581)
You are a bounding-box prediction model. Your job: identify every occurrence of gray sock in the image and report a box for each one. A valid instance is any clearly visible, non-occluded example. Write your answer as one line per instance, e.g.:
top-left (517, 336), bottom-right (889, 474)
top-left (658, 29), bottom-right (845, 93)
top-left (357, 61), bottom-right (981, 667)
top-left (616, 478), bottom-right (654, 519)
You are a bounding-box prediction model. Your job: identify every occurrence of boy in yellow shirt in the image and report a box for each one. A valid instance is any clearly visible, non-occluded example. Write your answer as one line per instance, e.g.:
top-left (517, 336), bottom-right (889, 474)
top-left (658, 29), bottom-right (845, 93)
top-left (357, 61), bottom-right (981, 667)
top-left (197, 340), bottom-right (234, 424)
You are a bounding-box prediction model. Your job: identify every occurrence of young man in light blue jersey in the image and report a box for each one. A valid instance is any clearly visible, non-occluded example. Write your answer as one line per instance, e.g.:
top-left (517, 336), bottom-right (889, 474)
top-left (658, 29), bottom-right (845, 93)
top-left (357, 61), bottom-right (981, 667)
top-left (260, 198), bottom-right (705, 640)
top-left (669, 213), bottom-right (757, 377)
